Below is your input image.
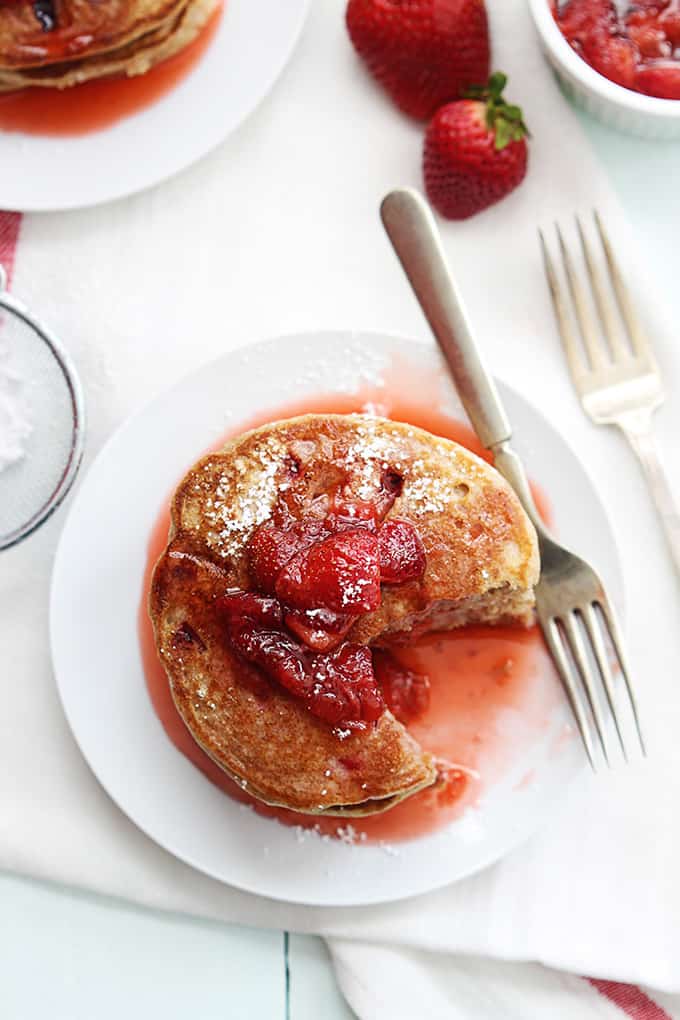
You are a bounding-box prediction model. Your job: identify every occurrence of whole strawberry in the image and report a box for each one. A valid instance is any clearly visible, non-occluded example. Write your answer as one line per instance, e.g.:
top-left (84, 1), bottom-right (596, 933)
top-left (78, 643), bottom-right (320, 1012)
top-left (423, 73), bottom-right (529, 220)
top-left (346, 0), bottom-right (490, 120)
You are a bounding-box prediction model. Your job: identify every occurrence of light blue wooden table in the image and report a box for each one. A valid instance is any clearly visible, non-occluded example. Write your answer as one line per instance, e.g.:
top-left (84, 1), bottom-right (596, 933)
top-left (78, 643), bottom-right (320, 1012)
top-left (2, 107), bottom-right (678, 1020)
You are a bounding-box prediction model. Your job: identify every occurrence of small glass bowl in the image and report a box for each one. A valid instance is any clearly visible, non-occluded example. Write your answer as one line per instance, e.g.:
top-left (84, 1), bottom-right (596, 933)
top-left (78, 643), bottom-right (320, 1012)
top-left (0, 263), bottom-right (86, 550)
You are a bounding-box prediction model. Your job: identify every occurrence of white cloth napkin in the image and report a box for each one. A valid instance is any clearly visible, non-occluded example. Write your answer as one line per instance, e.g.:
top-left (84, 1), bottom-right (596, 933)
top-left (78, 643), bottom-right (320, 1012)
top-left (3, 1), bottom-right (680, 1016)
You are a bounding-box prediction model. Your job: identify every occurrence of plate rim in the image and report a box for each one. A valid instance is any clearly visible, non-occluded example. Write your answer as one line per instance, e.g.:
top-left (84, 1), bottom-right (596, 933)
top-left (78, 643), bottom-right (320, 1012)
top-left (50, 330), bottom-right (622, 906)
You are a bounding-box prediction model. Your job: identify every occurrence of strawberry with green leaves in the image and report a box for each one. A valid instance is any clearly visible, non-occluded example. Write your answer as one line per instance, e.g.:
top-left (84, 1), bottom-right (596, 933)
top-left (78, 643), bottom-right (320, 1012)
top-left (423, 73), bottom-right (529, 220)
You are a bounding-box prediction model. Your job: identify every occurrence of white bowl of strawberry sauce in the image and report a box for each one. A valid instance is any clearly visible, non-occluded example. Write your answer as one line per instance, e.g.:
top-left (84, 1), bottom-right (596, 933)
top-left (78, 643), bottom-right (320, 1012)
top-left (528, 0), bottom-right (680, 138)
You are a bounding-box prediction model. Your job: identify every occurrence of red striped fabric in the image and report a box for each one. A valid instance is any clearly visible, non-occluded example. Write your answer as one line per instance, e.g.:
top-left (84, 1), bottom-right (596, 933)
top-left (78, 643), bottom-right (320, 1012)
top-left (589, 979), bottom-right (674, 1019)
top-left (0, 211), bottom-right (22, 286)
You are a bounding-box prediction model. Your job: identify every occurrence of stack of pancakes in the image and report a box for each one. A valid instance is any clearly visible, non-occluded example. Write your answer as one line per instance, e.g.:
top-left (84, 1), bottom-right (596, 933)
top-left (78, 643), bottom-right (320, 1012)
top-left (0, 0), bottom-right (219, 91)
top-left (150, 414), bottom-right (540, 817)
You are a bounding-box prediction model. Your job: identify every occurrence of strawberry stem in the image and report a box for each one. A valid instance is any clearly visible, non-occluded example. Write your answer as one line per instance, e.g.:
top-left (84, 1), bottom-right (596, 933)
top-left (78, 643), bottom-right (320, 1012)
top-left (464, 72), bottom-right (529, 151)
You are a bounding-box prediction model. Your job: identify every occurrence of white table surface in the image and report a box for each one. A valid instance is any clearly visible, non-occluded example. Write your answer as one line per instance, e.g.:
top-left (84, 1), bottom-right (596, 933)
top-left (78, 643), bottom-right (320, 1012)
top-left (2, 31), bottom-right (679, 1020)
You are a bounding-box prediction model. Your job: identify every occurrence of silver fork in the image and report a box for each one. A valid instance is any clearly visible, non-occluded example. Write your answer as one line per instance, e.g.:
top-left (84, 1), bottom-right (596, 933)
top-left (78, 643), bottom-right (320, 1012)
top-left (540, 213), bottom-right (680, 576)
top-left (381, 187), bottom-right (644, 768)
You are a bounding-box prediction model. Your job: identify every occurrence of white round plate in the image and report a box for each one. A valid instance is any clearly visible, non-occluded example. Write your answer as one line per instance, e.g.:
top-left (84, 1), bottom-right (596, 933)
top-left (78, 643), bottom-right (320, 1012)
top-left (1, 0), bottom-right (310, 212)
top-left (51, 332), bottom-right (623, 906)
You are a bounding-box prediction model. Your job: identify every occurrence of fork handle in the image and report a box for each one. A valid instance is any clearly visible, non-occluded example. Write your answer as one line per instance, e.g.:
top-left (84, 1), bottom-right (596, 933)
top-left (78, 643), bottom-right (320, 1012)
top-left (620, 423), bottom-right (680, 576)
top-left (380, 188), bottom-right (512, 450)
top-left (490, 442), bottom-right (549, 539)
top-left (380, 187), bottom-right (548, 534)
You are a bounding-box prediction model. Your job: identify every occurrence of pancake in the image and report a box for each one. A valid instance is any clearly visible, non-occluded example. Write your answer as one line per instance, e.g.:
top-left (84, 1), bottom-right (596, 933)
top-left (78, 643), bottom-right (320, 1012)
top-left (0, 0), bottom-right (217, 91)
top-left (150, 414), bottom-right (540, 816)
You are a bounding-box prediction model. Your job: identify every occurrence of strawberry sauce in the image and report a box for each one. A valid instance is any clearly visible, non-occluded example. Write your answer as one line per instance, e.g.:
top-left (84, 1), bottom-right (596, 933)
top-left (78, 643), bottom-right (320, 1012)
top-left (552, 0), bottom-right (680, 99)
top-left (139, 384), bottom-right (560, 844)
top-left (0, 5), bottom-right (222, 137)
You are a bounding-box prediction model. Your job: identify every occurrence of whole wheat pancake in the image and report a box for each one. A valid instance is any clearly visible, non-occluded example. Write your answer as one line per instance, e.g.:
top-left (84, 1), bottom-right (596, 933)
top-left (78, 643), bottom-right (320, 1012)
top-left (0, 0), bottom-right (216, 91)
top-left (150, 414), bottom-right (539, 816)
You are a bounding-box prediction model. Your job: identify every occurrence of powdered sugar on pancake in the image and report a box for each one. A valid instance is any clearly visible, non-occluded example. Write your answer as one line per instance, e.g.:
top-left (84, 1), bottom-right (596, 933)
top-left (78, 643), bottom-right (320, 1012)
top-left (199, 437), bottom-right (285, 558)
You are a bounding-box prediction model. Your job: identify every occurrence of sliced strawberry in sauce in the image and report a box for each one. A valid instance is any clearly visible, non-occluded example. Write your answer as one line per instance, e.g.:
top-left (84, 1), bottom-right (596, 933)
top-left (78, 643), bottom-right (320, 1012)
top-left (228, 623), bottom-right (383, 728)
top-left (436, 764), bottom-right (468, 806)
top-left (216, 590), bottom-right (282, 629)
top-left (247, 524), bottom-right (308, 593)
top-left (625, 3), bottom-right (673, 56)
top-left (372, 650), bottom-right (431, 725)
top-left (377, 519), bottom-right (426, 584)
top-left (660, 7), bottom-right (680, 46)
top-left (284, 606), bottom-right (358, 652)
top-left (583, 28), bottom-right (638, 88)
top-left (221, 484), bottom-right (429, 731)
top-left (276, 530), bottom-right (381, 613)
top-left (627, 21), bottom-right (670, 57)
top-left (230, 625), bottom-right (309, 698)
top-left (309, 644), bottom-right (384, 727)
top-left (249, 516), bottom-right (331, 592)
top-left (325, 498), bottom-right (380, 534)
top-left (555, 0), bottom-right (616, 39)
top-left (636, 61), bottom-right (680, 97)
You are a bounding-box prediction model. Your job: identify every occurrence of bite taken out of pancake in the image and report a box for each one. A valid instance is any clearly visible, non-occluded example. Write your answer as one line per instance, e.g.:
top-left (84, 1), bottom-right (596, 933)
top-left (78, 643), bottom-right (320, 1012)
top-left (149, 414), bottom-right (540, 817)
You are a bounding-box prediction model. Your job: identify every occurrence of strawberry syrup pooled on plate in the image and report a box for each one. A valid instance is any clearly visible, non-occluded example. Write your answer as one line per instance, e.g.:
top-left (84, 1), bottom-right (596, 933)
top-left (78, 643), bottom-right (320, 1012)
top-left (139, 381), bottom-right (558, 844)
top-left (551, 0), bottom-right (680, 99)
top-left (0, 5), bottom-right (222, 137)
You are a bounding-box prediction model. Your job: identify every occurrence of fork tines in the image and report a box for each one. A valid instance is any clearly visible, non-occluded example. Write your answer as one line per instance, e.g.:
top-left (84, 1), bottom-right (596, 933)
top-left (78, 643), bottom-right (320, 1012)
top-left (538, 213), bottom-right (658, 390)
top-left (541, 592), bottom-right (644, 769)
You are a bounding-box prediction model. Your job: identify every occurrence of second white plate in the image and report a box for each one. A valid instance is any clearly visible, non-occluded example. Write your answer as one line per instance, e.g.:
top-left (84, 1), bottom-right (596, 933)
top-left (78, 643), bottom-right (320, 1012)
top-left (1, 0), bottom-right (310, 211)
top-left (50, 331), bottom-right (622, 905)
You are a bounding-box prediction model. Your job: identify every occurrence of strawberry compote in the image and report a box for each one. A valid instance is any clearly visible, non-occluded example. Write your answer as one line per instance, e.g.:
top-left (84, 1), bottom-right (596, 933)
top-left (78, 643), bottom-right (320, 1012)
top-left (552, 0), bottom-right (680, 99)
top-left (217, 491), bottom-right (427, 734)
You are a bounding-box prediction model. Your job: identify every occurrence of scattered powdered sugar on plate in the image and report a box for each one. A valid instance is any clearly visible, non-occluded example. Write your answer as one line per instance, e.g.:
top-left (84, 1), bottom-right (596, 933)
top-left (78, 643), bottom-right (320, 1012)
top-left (0, 337), bottom-right (31, 473)
top-left (287, 335), bottom-right (389, 394)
